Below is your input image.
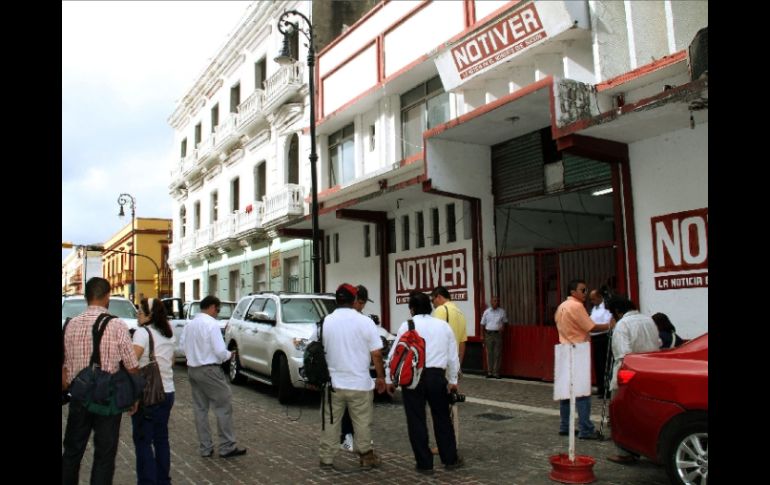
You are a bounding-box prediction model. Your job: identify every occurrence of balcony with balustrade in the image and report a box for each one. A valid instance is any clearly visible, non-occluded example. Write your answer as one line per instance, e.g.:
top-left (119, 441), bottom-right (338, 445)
top-left (237, 89), bottom-right (266, 132)
top-left (262, 184), bottom-right (305, 227)
top-left (195, 134), bottom-right (216, 166)
top-left (263, 62), bottom-right (304, 113)
top-left (214, 114), bottom-right (239, 152)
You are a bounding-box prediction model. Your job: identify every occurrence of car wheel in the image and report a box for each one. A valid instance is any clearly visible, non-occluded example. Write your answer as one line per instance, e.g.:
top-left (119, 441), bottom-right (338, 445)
top-left (275, 354), bottom-right (295, 404)
top-left (665, 421), bottom-right (708, 485)
top-left (228, 345), bottom-right (247, 385)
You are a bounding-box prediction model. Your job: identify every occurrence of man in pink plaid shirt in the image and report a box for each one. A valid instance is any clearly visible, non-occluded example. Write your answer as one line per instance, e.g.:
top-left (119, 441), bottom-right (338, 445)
top-left (62, 277), bottom-right (139, 485)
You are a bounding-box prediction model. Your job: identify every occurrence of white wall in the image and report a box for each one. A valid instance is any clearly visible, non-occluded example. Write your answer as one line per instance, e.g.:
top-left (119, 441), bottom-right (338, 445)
top-left (629, 122), bottom-right (708, 339)
top-left (324, 222), bottom-right (382, 316)
top-left (386, 196), bottom-right (480, 337)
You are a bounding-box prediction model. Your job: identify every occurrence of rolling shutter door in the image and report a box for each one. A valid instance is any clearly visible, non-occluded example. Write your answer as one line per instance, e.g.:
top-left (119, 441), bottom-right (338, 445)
top-left (563, 153), bottom-right (611, 189)
top-left (491, 132), bottom-right (544, 205)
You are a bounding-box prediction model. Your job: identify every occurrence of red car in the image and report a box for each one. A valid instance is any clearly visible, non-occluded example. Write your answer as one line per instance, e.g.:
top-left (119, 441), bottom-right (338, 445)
top-left (609, 333), bottom-right (708, 485)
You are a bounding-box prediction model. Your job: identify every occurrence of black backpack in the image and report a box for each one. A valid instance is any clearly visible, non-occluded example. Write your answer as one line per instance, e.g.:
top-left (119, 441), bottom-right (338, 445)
top-left (303, 317), bottom-right (331, 387)
top-left (302, 317), bottom-right (333, 428)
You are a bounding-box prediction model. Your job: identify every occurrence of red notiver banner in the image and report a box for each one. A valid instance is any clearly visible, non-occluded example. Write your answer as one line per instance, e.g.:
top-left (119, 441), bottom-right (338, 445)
top-left (395, 249), bottom-right (468, 303)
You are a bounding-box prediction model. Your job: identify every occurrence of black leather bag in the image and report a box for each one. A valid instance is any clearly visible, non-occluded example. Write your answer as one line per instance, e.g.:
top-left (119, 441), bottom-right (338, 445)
top-left (138, 327), bottom-right (166, 407)
top-left (69, 313), bottom-right (146, 415)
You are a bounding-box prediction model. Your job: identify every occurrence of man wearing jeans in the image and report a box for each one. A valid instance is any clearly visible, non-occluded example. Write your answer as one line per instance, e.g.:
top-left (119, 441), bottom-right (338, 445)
top-left (180, 295), bottom-right (246, 458)
top-left (554, 279), bottom-right (613, 440)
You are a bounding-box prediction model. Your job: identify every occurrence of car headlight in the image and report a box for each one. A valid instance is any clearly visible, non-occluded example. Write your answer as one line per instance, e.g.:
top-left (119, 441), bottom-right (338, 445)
top-left (293, 338), bottom-right (310, 351)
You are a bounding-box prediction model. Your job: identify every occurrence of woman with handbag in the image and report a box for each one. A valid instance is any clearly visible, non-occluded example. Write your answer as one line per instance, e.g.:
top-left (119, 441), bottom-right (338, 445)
top-left (132, 297), bottom-right (175, 485)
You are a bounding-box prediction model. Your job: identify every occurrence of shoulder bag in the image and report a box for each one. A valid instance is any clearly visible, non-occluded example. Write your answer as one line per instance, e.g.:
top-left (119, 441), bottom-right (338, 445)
top-left (139, 327), bottom-right (166, 407)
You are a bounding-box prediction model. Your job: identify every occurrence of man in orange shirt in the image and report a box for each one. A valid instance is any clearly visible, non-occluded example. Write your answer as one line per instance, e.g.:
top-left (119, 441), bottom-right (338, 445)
top-left (554, 279), bottom-right (613, 440)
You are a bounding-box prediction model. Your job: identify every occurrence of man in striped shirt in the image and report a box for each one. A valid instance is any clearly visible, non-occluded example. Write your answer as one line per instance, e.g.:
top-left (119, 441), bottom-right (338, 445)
top-left (62, 277), bottom-right (139, 485)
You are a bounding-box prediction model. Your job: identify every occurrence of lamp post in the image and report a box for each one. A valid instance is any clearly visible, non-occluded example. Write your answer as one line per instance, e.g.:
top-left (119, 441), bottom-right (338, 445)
top-left (275, 9), bottom-right (321, 293)
top-left (117, 193), bottom-right (137, 303)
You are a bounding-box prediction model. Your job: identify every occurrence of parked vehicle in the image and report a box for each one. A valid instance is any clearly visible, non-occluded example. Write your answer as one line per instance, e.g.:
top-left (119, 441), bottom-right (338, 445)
top-left (224, 292), bottom-right (395, 404)
top-left (609, 333), bottom-right (708, 485)
top-left (162, 297), bottom-right (236, 361)
top-left (61, 294), bottom-right (139, 334)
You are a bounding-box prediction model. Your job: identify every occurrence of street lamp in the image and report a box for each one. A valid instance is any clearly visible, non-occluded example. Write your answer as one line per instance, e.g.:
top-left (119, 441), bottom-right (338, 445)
top-left (117, 193), bottom-right (137, 303)
top-left (275, 9), bottom-right (321, 293)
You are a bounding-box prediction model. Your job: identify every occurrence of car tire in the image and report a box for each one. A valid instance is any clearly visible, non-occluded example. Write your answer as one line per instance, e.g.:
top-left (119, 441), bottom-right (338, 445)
top-left (228, 345), bottom-right (247, 385)
top-left (275, 354), bottom-right (295, 404)
top-left (664, 419), bottom-right (708, 485)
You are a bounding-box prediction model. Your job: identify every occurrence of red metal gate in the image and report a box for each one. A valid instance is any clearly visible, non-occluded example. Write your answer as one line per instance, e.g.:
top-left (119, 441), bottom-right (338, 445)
top-left (488, 243), bottom-right (617, 380)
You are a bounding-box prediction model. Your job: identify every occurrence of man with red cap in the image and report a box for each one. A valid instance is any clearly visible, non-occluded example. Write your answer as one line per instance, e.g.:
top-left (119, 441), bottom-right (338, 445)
top-left (318, 283), bottom-right (386, 470)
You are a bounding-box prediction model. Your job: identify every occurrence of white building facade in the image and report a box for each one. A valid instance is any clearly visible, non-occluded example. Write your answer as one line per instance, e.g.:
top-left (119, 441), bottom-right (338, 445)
top-left (168, 1), bottom-right (318, 303)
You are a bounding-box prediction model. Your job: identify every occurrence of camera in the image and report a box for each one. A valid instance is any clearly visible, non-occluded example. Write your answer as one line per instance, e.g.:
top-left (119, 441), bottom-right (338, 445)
top-left (369, 314), bottom-right (380, 325)
top-left (448, 389), bottom-right (466, 405)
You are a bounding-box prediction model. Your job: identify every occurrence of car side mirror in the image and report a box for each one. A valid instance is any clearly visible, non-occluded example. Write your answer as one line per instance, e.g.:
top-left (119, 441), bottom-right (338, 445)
top-left (248, 311), bottom-right (276, 324)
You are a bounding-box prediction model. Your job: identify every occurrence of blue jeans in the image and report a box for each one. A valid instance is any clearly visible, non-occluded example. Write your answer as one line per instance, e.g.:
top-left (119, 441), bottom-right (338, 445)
top-left (559, 396), bottom-right (596, 437)
top-left (131, 392), bottom-right (175, 485)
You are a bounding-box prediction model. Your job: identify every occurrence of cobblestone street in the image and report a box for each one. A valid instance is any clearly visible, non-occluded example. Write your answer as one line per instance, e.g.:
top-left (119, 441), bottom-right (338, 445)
top-left (62, 365), bottom-right (669, 484)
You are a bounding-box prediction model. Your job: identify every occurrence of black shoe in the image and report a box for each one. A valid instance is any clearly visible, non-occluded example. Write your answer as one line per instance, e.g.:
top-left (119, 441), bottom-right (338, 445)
top-left (220, 447), bottom-right (247, 458)
top-left (559, 430), bottom-right (578, 436)
top-left (494, 375), bottom-right (502, 379)
top-left (485, 374), bottom-right (493, 379)
top-left (445, 456), bottom-right (465, 470)
top-left (579, 431), bottom-right (602, 440)
top-left (415, 466), bottom-right (434, 475)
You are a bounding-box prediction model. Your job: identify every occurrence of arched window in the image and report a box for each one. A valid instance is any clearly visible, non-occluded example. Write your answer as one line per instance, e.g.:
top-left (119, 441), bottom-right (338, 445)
top-left (287, 134), bottom-right (299, 184)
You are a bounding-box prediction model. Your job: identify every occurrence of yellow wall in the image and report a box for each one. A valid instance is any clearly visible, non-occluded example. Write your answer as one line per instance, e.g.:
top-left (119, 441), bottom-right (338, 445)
top-left (102, 218), bottom-right (172, 304)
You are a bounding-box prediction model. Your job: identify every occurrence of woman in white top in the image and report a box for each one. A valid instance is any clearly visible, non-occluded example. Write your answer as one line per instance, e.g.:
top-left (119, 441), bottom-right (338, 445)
top-left (131, 298), bottom-right (175, 485)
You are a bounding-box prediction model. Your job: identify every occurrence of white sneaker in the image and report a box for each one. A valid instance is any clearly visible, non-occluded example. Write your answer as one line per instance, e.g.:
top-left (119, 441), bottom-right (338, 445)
top-left (340, 434), bottom-right (354, 453)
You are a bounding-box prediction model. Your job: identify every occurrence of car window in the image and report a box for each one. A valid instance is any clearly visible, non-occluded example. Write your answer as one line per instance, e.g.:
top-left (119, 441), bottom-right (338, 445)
top-left (190, 302), bottom-right (201, 316)
top-left (262, 300), bottom-right (277, 320)
top-left (62, 300), bottom-right (86, 319)
top-left (217, 302), bottom-right (235, 319)
top-left (232, 299), bottom-right (250, 319)
top-left (246, 298), bottom-right (266, 319)
top-left (108, 300), bottom-right (138, 319)
top-left (281, 298), bottom-right (335, 323)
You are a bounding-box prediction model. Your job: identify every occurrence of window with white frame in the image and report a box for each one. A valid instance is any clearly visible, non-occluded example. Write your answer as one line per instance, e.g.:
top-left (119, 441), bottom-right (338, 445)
top-left (194, 201), bottom-right (201, 230)
top-left (211, 191), bottom-right (218, 223)
top-left (446, 203), bottom-right (456, 243)
top-left (194, 123), bottom-right (202, 147)
top-left (179, 206), bottom-right (187, 238)
top-left (400, 76), bottom-right (449, 159)
top-left (254, 162), bottom-right (266, 201)
top-left (253, 264), bottom-right (266, 292)
top-left (328, 123), bottom-right (355, 186)
top-left (416, 211), bottom-right (425, 248)
top-left (181, 138), bottom-right (187, 158)
top-left (231, 177), bottom-right (240, 212)
top-left (211, 103), bottom-right (219, 133)
top-left (402, 215), bottom-right (410, 251)
top-left (230, 83), bottom-right (240, 113)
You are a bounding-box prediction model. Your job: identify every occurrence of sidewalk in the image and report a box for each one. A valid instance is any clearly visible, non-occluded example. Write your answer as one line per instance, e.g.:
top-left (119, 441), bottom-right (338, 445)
top-left (62, 367), bottom-right (668, 484)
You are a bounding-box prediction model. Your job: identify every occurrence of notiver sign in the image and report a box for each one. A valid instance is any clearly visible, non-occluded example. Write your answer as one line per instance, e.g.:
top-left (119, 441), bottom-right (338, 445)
top-left (651, 208), bottom-right (708, 291)
top-left (395, 249), bottom-right (468, 304)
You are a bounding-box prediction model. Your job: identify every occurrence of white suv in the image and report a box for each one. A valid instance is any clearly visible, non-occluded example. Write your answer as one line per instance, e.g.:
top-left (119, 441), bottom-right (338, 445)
top-left (61, 295), bottom-right (139, 334)
top-left (224, 292), bottom-right (394, 404)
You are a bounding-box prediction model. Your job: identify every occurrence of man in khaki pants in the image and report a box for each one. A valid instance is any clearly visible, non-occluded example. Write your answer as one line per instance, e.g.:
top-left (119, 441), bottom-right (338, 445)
top-left (430, 286), bottom-right (467, 453)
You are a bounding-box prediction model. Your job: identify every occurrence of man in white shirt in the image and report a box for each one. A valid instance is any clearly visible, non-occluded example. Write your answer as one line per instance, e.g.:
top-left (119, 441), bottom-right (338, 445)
top-left (605, 296), bottom-right (660, 464)
top-left (180, 295), bottom-right (246, 459)
top-left (319, 284), bottom-right (386, 470)
top-left (480, 296), bottom-right (508, 379)
top-left (386, 292), bottom-right (463, 475)
top-left (588, 289), bottom-right (613, 397)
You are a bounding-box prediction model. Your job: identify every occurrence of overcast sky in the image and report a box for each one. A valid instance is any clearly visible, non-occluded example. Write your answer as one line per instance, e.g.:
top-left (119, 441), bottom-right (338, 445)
top-left (62, 1), bottom-right (250, 260)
